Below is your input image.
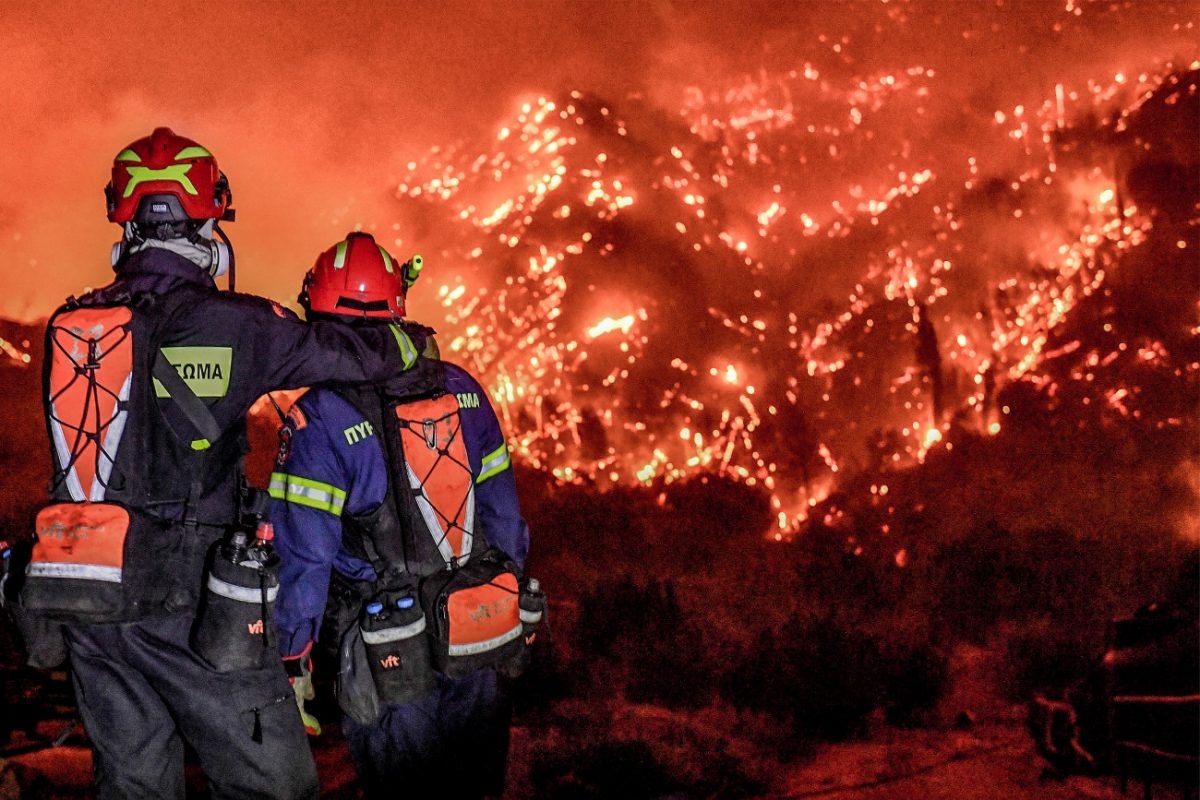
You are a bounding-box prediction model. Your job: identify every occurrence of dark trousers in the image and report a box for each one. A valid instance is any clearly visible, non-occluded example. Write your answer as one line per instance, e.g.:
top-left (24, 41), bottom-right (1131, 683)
top-left (343, 669), bottom-right (510, 799)
top-left (64, 613), bottom-right (319, 800)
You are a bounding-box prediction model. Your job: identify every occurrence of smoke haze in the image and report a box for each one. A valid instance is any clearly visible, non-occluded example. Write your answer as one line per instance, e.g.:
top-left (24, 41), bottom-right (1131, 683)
top-left (1, 1), bottom-right (1193, 318)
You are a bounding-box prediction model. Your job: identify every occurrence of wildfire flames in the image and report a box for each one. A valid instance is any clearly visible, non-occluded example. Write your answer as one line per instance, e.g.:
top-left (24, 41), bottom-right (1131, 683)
top-left (4, 4), bottom-right (1197, 541)
top-left (382, 43), bottom-right (1197, 532)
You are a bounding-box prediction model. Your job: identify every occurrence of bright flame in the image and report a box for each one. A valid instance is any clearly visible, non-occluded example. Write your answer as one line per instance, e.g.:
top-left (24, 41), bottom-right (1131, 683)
top-left (586, 314), bottom-right (635, 339)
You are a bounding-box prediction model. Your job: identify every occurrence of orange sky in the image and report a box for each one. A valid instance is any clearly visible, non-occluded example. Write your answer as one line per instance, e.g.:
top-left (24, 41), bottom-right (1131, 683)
top-left (0, 0), bottom-right (676, 318)
top-left (2, 1), bottom-right (1193, 320)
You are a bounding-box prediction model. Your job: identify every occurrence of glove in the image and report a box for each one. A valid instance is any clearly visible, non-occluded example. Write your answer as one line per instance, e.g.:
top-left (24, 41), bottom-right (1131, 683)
top-left (283, 645), bottom-right (322, 737)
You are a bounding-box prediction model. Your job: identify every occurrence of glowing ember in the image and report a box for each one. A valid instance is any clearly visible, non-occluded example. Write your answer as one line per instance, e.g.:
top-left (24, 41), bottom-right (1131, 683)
top-left (586, 315), bottom-right (635, 339)
top-left (0, 336), bottom-right (32, 366)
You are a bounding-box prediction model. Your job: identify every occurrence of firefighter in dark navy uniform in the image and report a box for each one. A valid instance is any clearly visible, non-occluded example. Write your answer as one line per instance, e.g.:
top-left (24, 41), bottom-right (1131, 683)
top-left (269, 233), bottom-right (534, 798)
top-left (10, 129), bottom-right (427, 800)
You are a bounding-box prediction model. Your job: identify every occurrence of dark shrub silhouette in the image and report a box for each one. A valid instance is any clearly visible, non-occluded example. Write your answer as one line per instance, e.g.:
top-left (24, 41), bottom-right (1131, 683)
top-left (881, 637), bottom-right (949, 726)
top-left (724, 613), bottom-right (884, 740)
top-left (577, 576), bottom-right (715, 709)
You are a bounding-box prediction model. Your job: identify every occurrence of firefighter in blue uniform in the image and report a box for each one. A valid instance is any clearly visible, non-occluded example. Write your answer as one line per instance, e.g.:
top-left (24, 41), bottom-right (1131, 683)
top-left (270, 233), bottom-right (533, 798)
top-left (8, 130), bottom-right (427, 800)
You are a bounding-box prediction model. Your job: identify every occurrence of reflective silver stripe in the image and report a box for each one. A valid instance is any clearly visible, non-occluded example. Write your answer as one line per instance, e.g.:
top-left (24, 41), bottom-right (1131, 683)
top-left (27, 562), bottom-right (122, 583)
top-left (462, 487), bottom-right (475, 559)
top-left (206, 573), bottom-right (278, 603)
top-left (49, 403), bottom-right (86, 502)
top-left (447, 622), bottom-right (522, 656)
top-left (94, 371), bottom-right (132, 501)
top-left (519, 608), bottom-right (543, 624)
top-left (361, 616), bottom-right (427, 645)
top-left (406, 464), bottom-right (475, 565)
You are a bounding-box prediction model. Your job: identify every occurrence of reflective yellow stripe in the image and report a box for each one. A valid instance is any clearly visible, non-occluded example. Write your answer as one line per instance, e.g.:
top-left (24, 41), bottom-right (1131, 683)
top-left (271, 473), bottom-right (346, 497)
top-left (377, 245), bottom-right (394, 274)
top-left (269, 472), bottom-right (347, 516)
top-left (274, 491), bottom-right (342, 515)
top-left (333, 240), bottom-right (349, 269)
top-left (122, 164), bottom-right (197, 197)
top-left (115, 148), bottom-right (141, 163)
top-left (390, 325), bottom-right (418, 368)
top-left (174, 145), bottom-right (212, 159)
top-left (191, 438), bottom-right (211, 450)
top-left (476, 443), bottom-right (511, 483)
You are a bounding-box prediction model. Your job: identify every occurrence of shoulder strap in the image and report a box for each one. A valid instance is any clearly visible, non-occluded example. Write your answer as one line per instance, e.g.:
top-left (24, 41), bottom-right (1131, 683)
top-left (152, 350), bottom-right (221, 450)
top-left (148, 283), bottom-right (224, 451)
top-left (336, 365), bottom-right (461, 584)
top-left (333, 386), bottom-right (410, 583)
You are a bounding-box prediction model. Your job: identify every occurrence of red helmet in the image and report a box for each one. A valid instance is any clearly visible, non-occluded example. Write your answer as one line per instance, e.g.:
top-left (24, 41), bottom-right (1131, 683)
top-left (300, 232), bottom-right (411, 319)
top-left (105, 127), bottom-right (232, 224)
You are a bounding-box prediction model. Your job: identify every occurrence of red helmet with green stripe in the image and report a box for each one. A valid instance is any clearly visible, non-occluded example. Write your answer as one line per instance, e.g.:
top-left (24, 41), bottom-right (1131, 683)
top-left (105, 127), bottom-right (232, 224)
top-left (300, 232), bottom-right (422, 319)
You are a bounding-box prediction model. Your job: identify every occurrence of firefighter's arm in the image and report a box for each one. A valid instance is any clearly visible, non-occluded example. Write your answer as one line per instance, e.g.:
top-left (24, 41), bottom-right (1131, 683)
top-left (268, 401), bottom-right (350, 661)
top-left (471, 399), bottom-right (531, 569)
top-left (269, 399), bottom-right (355, 738)
top-left (475, 452), bottom-right (530, 569)
top-left (245, 297), bottom-right (428, 391)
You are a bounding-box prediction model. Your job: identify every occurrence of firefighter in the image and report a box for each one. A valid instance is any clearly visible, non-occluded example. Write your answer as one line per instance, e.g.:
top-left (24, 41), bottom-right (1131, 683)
top-left (12, 128), bottom-right (427, 799)
top-left (269, 232), bottom-right (535, 798)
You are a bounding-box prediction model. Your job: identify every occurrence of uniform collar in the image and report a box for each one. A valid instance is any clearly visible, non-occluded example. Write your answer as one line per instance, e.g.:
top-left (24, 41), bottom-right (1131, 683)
top-left (380, 356), bottom-right (446, 399)
top-left (118, 248), bottom-right (217, 292)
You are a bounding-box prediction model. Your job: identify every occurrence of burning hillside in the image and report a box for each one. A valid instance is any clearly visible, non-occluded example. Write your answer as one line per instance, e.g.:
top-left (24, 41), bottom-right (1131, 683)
top-left (375, 56), bottom-right (1198, 535)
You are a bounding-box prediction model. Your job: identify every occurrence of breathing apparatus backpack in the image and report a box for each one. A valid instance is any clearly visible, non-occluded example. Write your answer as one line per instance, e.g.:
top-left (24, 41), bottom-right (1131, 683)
top-left (325, 363), bottom-right (543, 722)
top-left (10, 284), bottom-right (257, 667)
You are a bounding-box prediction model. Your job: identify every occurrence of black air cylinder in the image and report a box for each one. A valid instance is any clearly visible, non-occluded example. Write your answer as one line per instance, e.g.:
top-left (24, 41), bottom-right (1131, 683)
top-left (360, 589), bottom-right (435, 705)
top-left (192, 525), bottom-right (279, 673)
